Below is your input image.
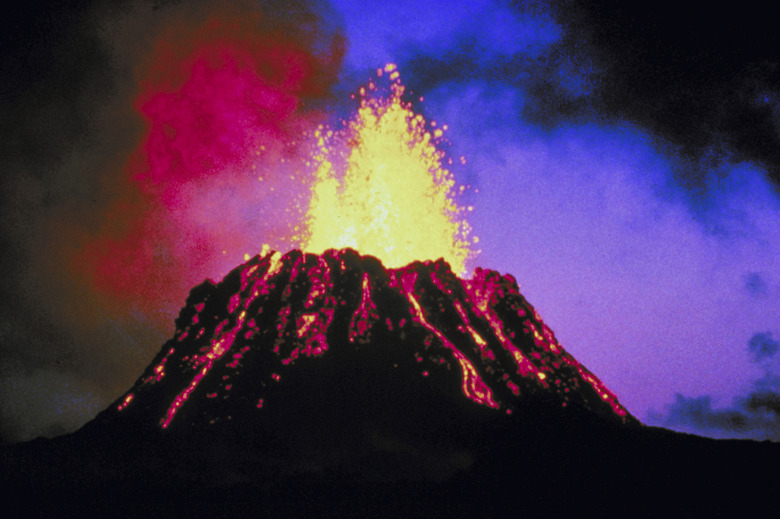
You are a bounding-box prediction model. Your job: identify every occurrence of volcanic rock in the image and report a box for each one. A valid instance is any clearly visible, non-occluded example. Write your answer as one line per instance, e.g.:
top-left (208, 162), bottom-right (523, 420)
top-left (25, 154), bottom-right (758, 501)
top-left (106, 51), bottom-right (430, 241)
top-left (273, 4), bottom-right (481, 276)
top-left (98, 248), bottom-right (635, 431)
top-left (2, 249), bottom-right (777, 516)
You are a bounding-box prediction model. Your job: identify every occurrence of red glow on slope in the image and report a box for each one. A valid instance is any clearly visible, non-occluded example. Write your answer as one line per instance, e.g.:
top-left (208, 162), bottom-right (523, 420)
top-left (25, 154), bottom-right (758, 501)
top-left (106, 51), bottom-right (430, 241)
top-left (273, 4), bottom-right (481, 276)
top-left (116, 393), bottom-right (134, 411)
top-left (349, 272), bottom-right (378, 343)
top-left (161, 310), bottom-right (247, 428)
top-left (141, 347), bottom-right (176, 385)
top-left (464, 270), bottom-right (546, 382)
top-left (116, 250), bottom-right (634, 429)
top-left (282, 255), bottom-right (337, 364)
top-left (398, 269), bottom-right (499, 409)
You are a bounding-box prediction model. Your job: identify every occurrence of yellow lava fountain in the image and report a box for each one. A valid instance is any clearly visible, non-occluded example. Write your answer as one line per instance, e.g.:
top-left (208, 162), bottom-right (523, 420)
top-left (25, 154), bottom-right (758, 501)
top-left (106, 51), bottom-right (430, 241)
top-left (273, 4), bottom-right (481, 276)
top-left (302, 64), bottom-right (475, 275)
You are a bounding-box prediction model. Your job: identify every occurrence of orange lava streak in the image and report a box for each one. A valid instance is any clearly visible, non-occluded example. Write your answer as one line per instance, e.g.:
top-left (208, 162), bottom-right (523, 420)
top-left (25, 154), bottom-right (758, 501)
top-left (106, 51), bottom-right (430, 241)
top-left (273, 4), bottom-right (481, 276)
top-left (161, 310), bottom-right (246, 429)
top-left (452, 299), bottom-right (494, 361)
top-left (349, 272), bottom-right (377, 343)
top-left (463, 273), bottom-right (543, 382)
top-left (577, 366), bottom-right (627, 417)
top-left (116, 393), bottom-right (134, 411)
top-left (400, 270), bottom-right (498, 409)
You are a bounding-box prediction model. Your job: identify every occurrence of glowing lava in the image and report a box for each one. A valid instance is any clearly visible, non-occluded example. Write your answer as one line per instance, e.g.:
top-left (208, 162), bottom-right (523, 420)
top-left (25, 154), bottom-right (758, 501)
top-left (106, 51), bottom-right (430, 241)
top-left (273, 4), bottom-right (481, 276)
top-left (109, 249), bottom-right (634, 431)
top-left (303, 64), bottom-right (474, 275)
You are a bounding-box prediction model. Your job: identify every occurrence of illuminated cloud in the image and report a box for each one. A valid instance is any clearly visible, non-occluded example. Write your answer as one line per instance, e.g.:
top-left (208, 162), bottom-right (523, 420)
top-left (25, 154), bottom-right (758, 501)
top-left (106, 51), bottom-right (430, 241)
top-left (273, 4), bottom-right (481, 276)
top-left (0, 0), bottom-right (344, 443)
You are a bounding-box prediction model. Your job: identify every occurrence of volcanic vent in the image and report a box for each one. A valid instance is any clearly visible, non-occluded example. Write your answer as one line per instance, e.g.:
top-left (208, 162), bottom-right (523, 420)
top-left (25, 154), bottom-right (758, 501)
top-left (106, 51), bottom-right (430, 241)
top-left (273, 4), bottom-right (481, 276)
top-left (98, 248), bottom-right (634, 435)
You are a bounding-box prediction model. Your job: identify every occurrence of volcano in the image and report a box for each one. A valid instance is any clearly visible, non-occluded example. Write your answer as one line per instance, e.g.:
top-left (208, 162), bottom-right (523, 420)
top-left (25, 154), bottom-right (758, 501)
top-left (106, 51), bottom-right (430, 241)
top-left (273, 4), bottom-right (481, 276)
top-left (101, 248), bottom-right (634, 430)
top-left (3, 249), bottom-right (777, 516)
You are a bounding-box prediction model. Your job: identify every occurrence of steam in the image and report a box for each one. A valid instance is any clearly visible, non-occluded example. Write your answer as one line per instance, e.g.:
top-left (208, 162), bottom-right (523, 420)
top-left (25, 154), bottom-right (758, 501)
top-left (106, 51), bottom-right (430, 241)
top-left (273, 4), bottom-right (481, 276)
top-left (0, 0), bottom-right (343, 443)
top-left (73, 0), bottom-right (343, 314)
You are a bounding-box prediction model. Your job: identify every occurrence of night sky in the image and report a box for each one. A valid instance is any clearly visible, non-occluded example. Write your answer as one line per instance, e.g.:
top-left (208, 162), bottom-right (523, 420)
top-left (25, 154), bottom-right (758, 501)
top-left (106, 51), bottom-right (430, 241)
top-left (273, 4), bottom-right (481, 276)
top-left (1, 0), bottom-right (778, 443)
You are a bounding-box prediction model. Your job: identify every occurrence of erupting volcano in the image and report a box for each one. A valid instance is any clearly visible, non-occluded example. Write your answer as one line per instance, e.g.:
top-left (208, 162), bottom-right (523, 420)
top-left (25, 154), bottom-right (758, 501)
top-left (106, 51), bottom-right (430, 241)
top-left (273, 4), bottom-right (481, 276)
top-left (3, 21), bottom-right (777, 516)
top-left (103, 247), bottom-right (633, 433)
top-left (6, 247), bottom-right (777, 516)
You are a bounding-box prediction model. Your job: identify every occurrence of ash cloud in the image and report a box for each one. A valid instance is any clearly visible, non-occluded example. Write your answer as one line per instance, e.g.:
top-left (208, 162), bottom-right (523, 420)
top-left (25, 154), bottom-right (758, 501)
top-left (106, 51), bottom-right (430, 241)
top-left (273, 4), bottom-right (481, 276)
top-left (396, 1), bottom-right (780, 190)
top-left (0, 0), bottom-right (344, 443)
top-left (547, 1), bottom-right (780, 188)
top-left (652, 383), bottom-right (780, 442)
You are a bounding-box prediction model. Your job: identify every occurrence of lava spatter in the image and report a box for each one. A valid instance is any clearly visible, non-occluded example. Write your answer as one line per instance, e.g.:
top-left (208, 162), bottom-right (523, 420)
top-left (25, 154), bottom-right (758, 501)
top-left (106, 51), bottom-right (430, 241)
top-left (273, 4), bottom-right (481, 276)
top-left (303, 65), bottom-right (474, 275)
top-left (106, 249), bottom-right (635, 431)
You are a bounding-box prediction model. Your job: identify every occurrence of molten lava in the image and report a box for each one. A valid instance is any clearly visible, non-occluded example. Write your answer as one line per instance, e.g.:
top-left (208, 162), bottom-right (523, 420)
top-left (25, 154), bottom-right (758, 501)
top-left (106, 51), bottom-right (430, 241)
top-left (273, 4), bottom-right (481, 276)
top-left (303, 64), bottom-right (474, 275)
top-left (107, 249), bottom-right (633, 432)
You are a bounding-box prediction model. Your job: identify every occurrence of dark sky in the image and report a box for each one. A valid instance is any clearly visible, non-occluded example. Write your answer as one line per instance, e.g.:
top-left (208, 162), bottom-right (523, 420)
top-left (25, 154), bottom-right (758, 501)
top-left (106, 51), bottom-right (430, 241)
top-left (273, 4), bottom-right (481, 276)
top-left (1, 0), bottom-right (778, 443)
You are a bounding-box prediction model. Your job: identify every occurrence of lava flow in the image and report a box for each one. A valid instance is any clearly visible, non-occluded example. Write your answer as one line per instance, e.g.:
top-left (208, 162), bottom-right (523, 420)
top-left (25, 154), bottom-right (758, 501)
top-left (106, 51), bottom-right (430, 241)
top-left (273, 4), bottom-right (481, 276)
top-left (73, 36), bottom-right (631, 435)
top-left (104, 248), bottom-right (634, 432)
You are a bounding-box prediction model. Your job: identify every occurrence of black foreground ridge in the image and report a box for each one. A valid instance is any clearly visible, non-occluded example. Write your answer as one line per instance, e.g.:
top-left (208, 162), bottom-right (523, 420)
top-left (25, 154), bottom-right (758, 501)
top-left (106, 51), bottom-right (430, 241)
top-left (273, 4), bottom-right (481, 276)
top-left (3, 249), bottom-right (778, 516)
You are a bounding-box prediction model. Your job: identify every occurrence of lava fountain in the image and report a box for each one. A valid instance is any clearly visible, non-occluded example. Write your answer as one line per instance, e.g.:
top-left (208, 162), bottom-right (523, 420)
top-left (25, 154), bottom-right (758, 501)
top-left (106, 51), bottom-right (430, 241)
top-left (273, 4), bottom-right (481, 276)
top-left (303, 64), bottom-right (475, 275)
top-left (99, 67), bottom-right (632, 431)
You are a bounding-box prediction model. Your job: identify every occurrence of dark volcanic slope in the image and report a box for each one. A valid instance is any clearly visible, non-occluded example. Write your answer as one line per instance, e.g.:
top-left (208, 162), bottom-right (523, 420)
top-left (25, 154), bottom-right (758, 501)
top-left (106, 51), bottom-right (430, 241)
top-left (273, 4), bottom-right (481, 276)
top-left (98, 248), bottom-right (634, 434)
top-left (3, 249), bottom-right (778, 516)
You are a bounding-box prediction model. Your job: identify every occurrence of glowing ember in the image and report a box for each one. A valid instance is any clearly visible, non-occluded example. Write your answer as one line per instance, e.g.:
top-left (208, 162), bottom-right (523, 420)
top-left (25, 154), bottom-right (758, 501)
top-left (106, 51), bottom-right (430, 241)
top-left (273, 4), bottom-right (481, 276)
top-left (112, 249), bottom-right (635, 431)
top-left (398, 269), bottom-right (499, 408)
top-left (302, 64), bottom-right (474, 275)
top-left (116, 393), bottom-right (134, 411)
top-left (349, 272), bottom-right (378, 343)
